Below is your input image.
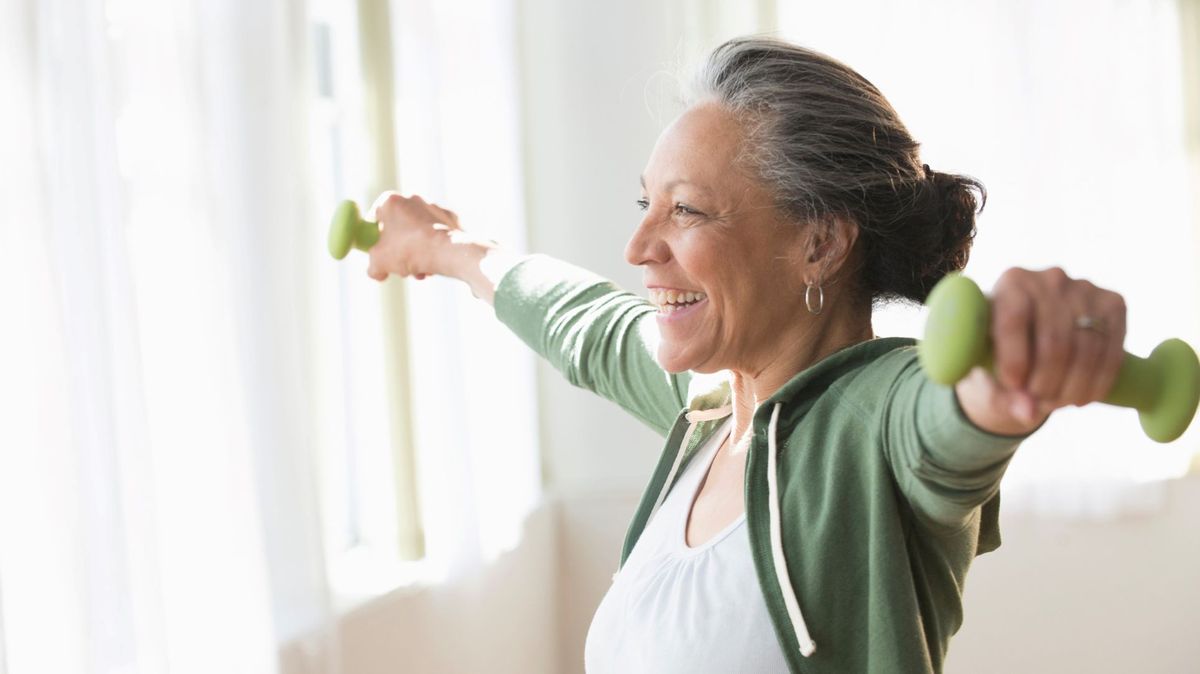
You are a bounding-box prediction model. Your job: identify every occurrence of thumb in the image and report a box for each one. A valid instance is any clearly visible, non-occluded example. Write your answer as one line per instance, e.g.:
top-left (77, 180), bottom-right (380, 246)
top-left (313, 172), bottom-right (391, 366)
top-left (964, 366), bottom-right (1036, 425)
top-left (987, 378), bottom-right (1043, 426)
top-left (1006, 390), bottom-right (1037, 425)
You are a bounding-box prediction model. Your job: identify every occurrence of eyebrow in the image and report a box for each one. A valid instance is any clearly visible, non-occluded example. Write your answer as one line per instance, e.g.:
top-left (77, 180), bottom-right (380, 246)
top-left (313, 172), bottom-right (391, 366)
top-left (639, 175), bottom-right (711, 194)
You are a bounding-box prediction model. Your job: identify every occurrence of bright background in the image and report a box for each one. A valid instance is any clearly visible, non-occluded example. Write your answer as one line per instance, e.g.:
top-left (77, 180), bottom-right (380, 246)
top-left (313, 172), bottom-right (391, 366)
top-left (1, 0), bottom-right (1198, 672)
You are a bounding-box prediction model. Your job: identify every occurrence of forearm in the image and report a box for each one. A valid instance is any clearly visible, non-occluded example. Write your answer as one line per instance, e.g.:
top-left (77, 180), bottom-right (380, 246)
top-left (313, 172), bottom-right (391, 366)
top-left (489, 254), bottom-right (690, 436)
top-left (884, 350), bottom-right (1043, 531)
top-left (437, 231), bottom-right (528, 306)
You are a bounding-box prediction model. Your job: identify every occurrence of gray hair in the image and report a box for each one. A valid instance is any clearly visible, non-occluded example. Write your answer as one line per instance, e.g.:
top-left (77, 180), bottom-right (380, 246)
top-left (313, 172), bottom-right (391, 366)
top-left (689, 36), bottom-right (985, 306)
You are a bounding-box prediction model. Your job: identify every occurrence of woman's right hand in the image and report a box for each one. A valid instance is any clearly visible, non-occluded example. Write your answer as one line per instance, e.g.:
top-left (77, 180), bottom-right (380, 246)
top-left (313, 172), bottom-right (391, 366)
top-left (365, 192), bottom-right (462, 282)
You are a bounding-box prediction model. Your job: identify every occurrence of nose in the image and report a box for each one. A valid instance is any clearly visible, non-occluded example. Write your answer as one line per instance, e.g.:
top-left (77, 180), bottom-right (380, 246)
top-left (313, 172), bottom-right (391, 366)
top-left (624, 214), bottom-right (670, 268)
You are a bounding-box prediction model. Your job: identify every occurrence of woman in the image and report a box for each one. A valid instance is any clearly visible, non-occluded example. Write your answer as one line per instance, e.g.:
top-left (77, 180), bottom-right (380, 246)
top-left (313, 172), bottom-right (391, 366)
top-left (363, 37), bottom-right (1126, 673)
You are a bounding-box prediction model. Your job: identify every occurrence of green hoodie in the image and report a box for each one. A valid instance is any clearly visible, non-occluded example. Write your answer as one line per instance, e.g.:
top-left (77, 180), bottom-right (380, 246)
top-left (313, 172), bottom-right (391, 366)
top-left (494, 254), bottom-right (1039, 673)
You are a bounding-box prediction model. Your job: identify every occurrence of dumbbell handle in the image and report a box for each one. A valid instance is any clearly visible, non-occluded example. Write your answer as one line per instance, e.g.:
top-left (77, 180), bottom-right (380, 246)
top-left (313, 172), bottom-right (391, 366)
top-left (919, 273), bottom-right (1200, 443)
top-left (328, 200), bottom-right (379, 260)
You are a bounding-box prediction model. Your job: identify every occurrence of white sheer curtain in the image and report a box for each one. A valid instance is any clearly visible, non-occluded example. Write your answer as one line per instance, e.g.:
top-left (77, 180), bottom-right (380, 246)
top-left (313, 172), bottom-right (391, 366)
top-left (774, 0), bottom-right (1198, 518)
top-left (0, 0), bottom-right (541, 669)
top-left (386, 0), bottom-right (542, 572)
top-left (309, 0), bottom-right (541, 595)
top-left (0, 0), bottom-right (336, 671)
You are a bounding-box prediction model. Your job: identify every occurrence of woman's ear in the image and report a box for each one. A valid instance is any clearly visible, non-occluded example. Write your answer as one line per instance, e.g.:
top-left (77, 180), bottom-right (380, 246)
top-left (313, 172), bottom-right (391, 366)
top-left (804, 217), bottom-right (859, 281)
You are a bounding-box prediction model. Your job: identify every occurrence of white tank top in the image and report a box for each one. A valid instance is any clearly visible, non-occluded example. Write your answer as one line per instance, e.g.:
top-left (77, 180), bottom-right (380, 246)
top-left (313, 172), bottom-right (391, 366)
top-left (583, 418), bottom-right (790, 673)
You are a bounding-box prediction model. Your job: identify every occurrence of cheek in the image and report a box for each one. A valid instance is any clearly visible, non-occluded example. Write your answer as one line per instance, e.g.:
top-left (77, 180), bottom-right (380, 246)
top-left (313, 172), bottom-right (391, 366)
top-left (677, 234), bottom-right (734, 282)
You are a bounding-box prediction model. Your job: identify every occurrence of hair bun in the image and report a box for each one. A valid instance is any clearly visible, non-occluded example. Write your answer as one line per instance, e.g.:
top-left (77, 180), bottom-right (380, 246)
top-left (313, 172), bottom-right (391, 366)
top-left (906, 166), bottom-right (985, 301)
top-left (692, 37), bottom-right (988, 308)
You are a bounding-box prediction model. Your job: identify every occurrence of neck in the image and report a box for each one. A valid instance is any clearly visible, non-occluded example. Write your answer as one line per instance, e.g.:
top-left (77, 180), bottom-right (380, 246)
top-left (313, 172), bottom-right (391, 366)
top-left (725, 306), bottom-right (874, 455)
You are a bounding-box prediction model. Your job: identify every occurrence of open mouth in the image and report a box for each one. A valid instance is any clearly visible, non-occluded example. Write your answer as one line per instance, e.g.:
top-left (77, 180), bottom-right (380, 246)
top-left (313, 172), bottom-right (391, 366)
top-left (654, 295), bottom-right (708, 322)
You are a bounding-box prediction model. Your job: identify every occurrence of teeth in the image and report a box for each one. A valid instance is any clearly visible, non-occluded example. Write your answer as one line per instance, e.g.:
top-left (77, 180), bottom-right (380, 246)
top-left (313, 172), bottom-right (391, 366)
top-left (648, 289), bottom-right (707, 309)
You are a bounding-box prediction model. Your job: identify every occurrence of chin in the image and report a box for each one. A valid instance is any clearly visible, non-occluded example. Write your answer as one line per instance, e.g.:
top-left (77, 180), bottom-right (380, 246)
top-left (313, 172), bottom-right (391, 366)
top-left (655, 344), bottom-right (718, 375)
top-left (655, 346), bottom-right (691, 374)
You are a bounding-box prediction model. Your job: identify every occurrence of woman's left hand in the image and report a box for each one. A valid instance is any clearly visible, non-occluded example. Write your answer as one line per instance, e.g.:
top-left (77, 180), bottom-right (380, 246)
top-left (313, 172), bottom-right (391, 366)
top-left (954, 266), bottom-right (1128, 436)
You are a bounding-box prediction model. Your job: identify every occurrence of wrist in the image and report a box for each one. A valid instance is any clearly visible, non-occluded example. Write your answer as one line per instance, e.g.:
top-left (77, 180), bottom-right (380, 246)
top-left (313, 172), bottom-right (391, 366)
top-left (434, 230), bottom-right (496, 279)
top-left (435, 232), bottom-right (524, 306)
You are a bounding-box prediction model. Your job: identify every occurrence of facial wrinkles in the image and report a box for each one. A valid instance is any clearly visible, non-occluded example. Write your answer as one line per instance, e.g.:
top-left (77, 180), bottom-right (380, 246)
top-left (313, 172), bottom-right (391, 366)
top-left (721, 265), bottom-right (773, 373)
top-left (638, 102), bottom-right (807, 375)
top-left (689, 226), bottom-right (754, 371)
top-left (725, 218), bottom-right (807, 374)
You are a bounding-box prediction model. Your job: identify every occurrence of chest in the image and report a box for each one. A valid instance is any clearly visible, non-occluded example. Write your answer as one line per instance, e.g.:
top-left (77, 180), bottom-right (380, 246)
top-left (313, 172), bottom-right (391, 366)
top-left (684, 437), bottom-right (748, 548)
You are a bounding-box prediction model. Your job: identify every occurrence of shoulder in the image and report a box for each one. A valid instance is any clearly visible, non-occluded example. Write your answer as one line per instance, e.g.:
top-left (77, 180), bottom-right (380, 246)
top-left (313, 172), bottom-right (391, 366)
top-left (832, 338), bottom-right (922, 399)
top-left (773, 339), bottom-right (925, 445)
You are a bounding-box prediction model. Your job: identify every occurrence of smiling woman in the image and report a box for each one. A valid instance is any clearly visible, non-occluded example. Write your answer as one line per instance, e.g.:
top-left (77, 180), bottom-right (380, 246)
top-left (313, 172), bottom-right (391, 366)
top-left (627, 100), bottom-right (874, 385)
top-left (360, 36), bottom-right (1133, 674)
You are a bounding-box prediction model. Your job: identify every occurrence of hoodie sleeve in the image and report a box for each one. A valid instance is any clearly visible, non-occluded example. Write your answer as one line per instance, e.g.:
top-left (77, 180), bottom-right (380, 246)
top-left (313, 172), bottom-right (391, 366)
top-left (492, 254), bottom-right (690, 438)
top-left (882, 348), bottom-right (1044, 535)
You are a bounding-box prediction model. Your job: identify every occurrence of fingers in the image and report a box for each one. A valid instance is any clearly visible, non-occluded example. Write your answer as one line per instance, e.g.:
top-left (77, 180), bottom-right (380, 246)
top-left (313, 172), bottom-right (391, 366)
top-left (369, 190), bottom-right (400, 222)
top-left (1024, 267), bottom-right (1072, 402)
top-left (1057, 325), bottom-right (1103, 407)
top-left (991, 269), bottom-right (1035, 392)
top-left (990, 267), bottom-right (1128, 416)
top-left (364, 191), bottom-right (458, 281)
top-left (368, 269), bottom-right (427, 282)
top-left (369, 191), bottom-right (458, 230)
top-left (370, 191), bottom-right (430, 221)
top-left (1087, 291), bottom-right (1127, 404)
top-left (1057, 281), bottom-right (1104, 406)
top-left (427, 202), bottom-right (461, 230)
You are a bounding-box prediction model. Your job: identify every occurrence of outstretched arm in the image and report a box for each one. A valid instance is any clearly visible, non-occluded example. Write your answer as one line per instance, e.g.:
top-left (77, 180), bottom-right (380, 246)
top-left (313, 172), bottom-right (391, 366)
top-left (366, 192), bottom-right (690, 437)
top-left (885, 266), bottom-right (1127, 533)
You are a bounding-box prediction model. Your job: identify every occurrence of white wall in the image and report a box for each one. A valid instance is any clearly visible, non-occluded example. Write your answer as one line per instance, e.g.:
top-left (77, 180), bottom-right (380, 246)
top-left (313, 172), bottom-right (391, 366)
top-left (945, 475), bottom-right (1200, 673)
top-left (281, 503), bottom-right (558, 674)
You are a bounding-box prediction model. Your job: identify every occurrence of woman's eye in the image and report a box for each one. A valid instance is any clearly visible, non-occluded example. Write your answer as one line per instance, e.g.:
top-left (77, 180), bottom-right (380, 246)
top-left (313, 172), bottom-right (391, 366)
top-left (635, 199), bottom-right (703, 219)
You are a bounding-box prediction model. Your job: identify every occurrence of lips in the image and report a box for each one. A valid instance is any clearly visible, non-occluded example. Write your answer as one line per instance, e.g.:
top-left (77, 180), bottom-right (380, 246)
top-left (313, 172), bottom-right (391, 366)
top-left (655, 296), bottom-right (708, 323)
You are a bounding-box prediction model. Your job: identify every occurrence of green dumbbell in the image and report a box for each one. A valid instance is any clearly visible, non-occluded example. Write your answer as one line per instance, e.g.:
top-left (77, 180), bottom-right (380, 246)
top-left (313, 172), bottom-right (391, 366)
top-left (328, 200), bottom-right (379, 260)
top-left (919, 273), bottom-right (1200, 443)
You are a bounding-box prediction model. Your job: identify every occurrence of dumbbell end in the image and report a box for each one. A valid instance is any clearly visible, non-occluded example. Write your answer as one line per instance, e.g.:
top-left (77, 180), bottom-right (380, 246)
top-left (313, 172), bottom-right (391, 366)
top-left (919, 273), bottom-right (991, 385)
top-left (1138, 338), bottom-right (1200, 443)
top-left (328, 200), bottom-right (361, 260)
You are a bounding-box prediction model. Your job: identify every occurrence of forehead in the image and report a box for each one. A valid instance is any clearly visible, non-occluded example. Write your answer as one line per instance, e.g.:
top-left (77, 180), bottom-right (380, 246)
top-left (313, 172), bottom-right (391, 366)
top-left (641, 101), bottom-right (745, 191)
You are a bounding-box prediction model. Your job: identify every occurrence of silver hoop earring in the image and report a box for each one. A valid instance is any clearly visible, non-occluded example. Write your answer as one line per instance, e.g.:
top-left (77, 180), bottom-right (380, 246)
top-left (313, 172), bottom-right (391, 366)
top-left (805, 281), bottom-right (824, 315)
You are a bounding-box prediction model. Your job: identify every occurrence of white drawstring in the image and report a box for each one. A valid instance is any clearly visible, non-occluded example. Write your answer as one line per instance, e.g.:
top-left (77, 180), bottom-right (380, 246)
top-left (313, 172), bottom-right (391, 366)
top-left (768, 402), bottom-right (818, 657)
top-left (616, 400), bottom-right (819, 659)
top-left (614, 405), bottom-right (733, 581)
top-left (646, 406), bottom-right (733, 525)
